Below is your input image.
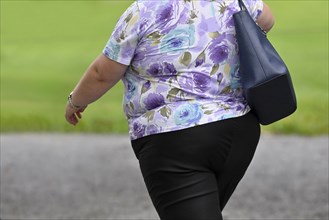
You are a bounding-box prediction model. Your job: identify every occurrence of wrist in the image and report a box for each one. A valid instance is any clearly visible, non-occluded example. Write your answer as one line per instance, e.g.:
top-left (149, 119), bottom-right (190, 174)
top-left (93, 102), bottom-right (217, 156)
top-left (68, 92), bottom-right (87, 111)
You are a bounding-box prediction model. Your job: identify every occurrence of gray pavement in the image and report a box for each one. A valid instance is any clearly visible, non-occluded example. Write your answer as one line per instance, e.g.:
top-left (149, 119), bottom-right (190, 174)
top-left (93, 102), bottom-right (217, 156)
top-left (1, 134), bottom-right (328, 220)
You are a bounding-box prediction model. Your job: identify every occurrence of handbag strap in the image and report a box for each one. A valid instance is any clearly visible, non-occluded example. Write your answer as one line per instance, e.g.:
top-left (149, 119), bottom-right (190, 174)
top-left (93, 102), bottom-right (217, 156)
top-left (238, 0), bottom-right (247, 11)
top-left (237, 0), bottom-right (267, 35)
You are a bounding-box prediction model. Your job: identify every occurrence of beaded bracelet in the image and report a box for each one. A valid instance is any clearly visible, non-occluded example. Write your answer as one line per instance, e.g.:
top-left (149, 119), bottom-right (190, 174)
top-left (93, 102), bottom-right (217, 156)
top-left (67, 92), bottom-right (86, 111)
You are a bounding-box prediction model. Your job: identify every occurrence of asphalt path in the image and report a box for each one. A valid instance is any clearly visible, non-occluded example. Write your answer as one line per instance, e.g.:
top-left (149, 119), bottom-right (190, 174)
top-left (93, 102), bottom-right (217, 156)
top-left (1, 134), bottom-right (328, 220)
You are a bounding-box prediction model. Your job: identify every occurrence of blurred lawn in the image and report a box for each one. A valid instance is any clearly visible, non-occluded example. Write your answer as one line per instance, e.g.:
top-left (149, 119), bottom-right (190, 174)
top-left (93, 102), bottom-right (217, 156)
top-left (1, 1), bottom-right (328, 135)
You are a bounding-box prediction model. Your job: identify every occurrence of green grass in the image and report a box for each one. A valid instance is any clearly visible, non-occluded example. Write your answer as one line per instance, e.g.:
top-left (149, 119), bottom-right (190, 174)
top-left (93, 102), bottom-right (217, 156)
top-left (262, 1), bottom-right (328, 135)
top-left (1, 1), bottom-right (328, 135)
top-left (1, 0), bottom-right (132, 133)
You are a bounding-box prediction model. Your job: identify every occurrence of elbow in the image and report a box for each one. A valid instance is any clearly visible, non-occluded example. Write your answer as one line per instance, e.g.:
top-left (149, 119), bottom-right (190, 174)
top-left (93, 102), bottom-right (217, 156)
top-left (257, 2), bottom-right (275, 33)
top-left (90, 64), bottom-right (102, 81)
top-left (266, 14), bottom-right (275, 32)
top-left (263, 17), bottom-right (275, 33)
top-left (89, 63), bottom-right (109, 84)
top-left (88, 54), bottom-right (127, 85)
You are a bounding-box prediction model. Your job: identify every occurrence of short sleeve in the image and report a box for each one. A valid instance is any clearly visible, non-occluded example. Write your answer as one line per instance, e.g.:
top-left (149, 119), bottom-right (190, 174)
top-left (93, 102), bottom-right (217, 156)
top-left (243, 0), bottom-right (264, 21)
top-left (103, 2), bottom-right (140, 65)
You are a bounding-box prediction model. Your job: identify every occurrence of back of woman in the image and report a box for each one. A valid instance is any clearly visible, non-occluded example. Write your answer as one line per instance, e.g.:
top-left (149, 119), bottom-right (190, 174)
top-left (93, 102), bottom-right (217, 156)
top-left (65, 1), bottom-right (274, 219)
top-left (104, 0), bottom-right (263, 140)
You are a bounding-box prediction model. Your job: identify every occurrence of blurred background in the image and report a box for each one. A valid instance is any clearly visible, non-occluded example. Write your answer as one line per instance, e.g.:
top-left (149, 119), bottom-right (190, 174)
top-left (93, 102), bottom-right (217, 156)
top-left (1, 0), bottom-right (328, 135)
top-left (1, 0), bottom-right (328, 219)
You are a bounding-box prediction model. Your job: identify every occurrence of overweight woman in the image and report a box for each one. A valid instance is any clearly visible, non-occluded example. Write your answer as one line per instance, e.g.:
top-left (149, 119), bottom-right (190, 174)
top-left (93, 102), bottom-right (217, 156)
top-left (65, 1), bottom-right (274, 219)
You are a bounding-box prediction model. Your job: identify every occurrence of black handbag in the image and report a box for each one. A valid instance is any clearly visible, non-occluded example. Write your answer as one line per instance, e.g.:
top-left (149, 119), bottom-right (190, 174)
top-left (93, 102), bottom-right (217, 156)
top-left (233, 0), bottom-right (297, 125)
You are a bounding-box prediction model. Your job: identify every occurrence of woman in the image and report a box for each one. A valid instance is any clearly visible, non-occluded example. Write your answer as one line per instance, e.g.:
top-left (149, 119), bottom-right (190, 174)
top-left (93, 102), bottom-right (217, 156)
top-left (65, 0), bottom-right (274, 219)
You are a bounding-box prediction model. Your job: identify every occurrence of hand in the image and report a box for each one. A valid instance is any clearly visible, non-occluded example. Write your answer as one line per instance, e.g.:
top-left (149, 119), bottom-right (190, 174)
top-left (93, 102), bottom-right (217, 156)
top-left (65, 104), bottom-right (87, 126)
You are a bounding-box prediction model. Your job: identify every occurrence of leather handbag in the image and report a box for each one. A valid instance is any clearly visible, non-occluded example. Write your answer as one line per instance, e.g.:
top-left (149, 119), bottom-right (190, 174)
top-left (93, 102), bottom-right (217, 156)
top-left (233, 0), bottom-right (297, 125)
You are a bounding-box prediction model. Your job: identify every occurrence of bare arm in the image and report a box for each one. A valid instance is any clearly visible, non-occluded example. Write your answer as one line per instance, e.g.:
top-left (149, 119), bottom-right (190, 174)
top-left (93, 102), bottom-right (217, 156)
top-left (65, 54), bottom-right (127, 125)
top-left (256, 2), bottom-right (275, 33)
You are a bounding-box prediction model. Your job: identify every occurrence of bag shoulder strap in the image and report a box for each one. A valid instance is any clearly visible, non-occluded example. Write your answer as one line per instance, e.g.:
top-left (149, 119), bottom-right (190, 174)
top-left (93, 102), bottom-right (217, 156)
top-left (237, 0), bottom-right (267, 35)
top-left (238, 0), bottom-right (247, 11)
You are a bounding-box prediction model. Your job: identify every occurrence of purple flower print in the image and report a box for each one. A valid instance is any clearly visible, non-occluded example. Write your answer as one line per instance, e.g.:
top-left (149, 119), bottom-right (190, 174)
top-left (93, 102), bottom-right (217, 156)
top-left (140, 19), bottom-right (149, 32)
top-left (178, 76), bottom-right (193, 91)
top-left (160, 26), bottom-right (195, 53)
top-left (217, 72), bottom-right (223, 82)
top-left (143, 93), bottom-right (165, 110)
top-left (134, 43), bottom-right (155, 61)
top-left (225, 7), bottom-right (236, 28)
top-left (256, 9), bottom-right (262, 19)
top-left (163, 62), bottom-right (177, 75)
top-left (208, 34), bottom-right (230, 64)
top-left (147, 63), bottom-right (163, 76)
top-left (133, 50), bottom-right (145, 61)
top-left (133, 122), bottom-right (146, 139)
top-left (169, 38), bottom-right (184, 48)
top-left (141, 80), bottom-right (151, 93)
top-left (156, 4), bottom-right (173, 24)
top-left (236, 104), bottom-right (243, 111)
top-left (174, 103), bottom-right (203, 126)
top-left (146, 124), bottom-right (159, 135)
top-left (121, 43), bottom-right (135, 60)
top-left (126, 79), bottom-right (136, 99)
top-left (195, 52), bottom-right (206, 67)
top-left (193, 73), bottom-right (210, 92)
top-left (226, 17), bottom-right (235, 28)
top-left (143, 80), bottom-right (151, 90)
top-left (158, 62), bottom-right (177, 82)
top-left (105, 0), bottom-right (260, 140)
top-left (197, 16), bottom-right (208, 36)
top-left (209, 44), bottom-right (229, 64)
top-left (224, 33), bottom-right (236, 45)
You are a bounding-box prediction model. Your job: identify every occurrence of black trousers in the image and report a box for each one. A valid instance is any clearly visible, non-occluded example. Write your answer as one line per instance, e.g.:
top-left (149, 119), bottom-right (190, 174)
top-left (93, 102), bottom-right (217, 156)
top-left (131, 112), bottom-right (260, 220)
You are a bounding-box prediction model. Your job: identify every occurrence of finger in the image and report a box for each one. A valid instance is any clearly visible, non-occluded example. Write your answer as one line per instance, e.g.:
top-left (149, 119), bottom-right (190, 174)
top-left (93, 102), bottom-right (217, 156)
top-left (76, 111), bottom-right (82, 119)
top-left (65, 113), bottom-right (78, 125)
top-left (70, 115), bottom-right (78, 125)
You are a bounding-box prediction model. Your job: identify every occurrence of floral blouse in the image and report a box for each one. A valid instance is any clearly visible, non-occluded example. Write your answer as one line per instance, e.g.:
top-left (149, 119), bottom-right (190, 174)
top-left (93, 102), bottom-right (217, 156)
top-left (103, 0), bottom-right (263, 140)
